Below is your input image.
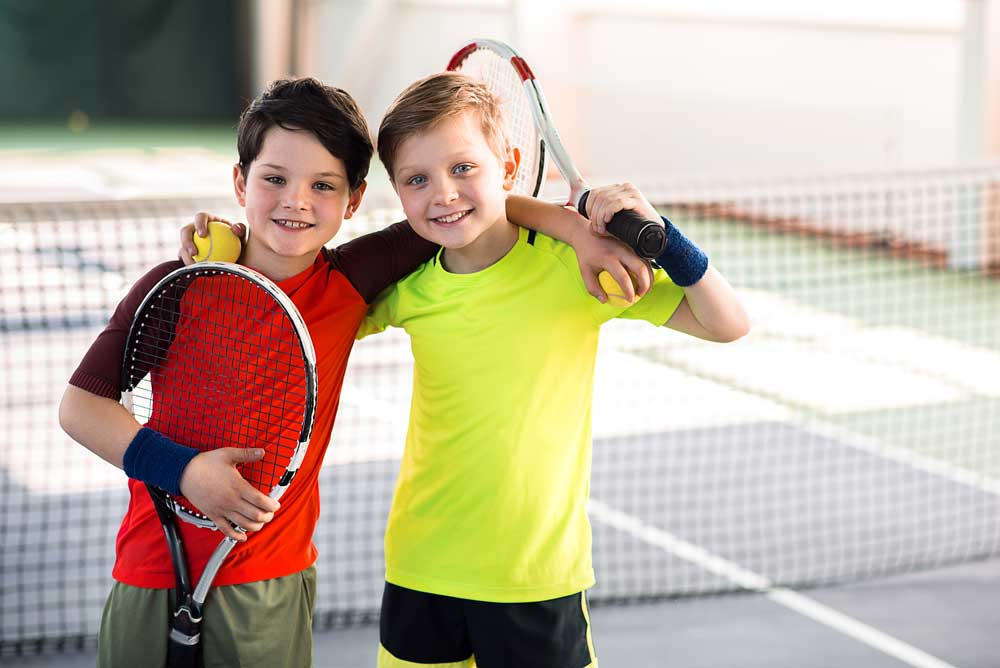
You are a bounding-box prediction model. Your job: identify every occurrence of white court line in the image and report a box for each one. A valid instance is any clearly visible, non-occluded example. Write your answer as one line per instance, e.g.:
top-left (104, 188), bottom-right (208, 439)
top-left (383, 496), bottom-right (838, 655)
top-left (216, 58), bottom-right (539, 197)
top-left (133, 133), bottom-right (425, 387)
top-left (588, 499), bottom-right (959, 668)
top-left (801, 420), bottom-right (1000, 498)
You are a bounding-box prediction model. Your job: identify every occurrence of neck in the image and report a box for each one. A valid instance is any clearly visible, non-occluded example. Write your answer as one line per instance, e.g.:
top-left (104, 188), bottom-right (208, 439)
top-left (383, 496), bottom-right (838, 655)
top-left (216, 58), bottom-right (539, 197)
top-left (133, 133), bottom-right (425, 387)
top-left (240, 244), bottom-right (315, 282)
top-left (441, 218), bottom-right (518, 274)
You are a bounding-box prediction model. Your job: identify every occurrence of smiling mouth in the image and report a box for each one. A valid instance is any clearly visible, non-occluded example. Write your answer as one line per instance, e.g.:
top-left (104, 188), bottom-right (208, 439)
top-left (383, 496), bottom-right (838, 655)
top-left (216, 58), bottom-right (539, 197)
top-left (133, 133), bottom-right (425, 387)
top-left (430, 209), bottom-right (472, 225)
top-left (273, 218), bottom-right (315, 230)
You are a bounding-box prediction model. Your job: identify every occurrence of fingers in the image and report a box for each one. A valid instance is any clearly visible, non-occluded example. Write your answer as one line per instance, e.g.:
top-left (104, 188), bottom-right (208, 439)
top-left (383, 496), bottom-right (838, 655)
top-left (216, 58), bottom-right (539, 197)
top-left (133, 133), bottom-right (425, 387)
top-left (193, 212), bottom-right (224, 237)
top-left (582, 267), bottom-right (608, 303)
top-left (622, 256), bottom-right (653, 298)
top-left (179, 223), bottom-right (198, 265)
top-left (178, 449), bottom-right (280, 540)
top-left (586, 183), bottom-right (661, 230)
top-left (241, 484), bottom-right (281, 513)
top-left (225, 446), bottom-right (265, 463)
top-left (180, 214), bottom-right (241, 265)
top-left (605, 265), bottom-right (637, 303)
top-left (210, 513), bottom-right (249, 542)
top-left (228, 497), bottom-right (277, 532)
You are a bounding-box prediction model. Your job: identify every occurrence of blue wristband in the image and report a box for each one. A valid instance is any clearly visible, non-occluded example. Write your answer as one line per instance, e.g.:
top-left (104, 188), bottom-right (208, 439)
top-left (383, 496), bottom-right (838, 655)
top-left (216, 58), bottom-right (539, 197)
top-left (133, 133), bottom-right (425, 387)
top-left (655, 217), bottom-right (708, 287)
top-left (122, 427), bottom-right (199, 496)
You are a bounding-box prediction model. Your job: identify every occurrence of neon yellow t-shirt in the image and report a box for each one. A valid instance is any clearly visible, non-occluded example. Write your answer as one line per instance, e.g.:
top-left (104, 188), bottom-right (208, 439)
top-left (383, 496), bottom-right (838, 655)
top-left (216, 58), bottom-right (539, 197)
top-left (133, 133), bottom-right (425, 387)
top-left (359, 227), bottom-right (685, 602)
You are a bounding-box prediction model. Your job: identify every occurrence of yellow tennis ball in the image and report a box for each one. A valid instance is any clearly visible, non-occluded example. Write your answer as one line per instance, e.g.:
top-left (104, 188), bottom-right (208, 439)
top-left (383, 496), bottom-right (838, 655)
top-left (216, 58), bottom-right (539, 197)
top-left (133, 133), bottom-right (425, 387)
top-left (598, 270), bottom-right (636, 308)
top-left (193, 221), bottom-right (242, 263)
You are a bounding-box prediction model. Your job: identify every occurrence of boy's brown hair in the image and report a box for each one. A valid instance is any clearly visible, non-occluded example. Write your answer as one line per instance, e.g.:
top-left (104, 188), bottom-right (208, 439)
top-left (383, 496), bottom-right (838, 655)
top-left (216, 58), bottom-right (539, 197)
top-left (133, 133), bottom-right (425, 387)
top-left (237, 77), bottom-right (373, 191)
top-left (377, 72), bottom-right (507, 180)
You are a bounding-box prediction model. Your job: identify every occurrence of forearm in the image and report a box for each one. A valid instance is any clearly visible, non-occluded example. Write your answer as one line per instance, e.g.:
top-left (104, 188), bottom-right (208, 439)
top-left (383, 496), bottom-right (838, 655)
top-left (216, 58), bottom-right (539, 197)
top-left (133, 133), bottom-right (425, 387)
top-left (58, 385), bottom-right (141, 469)
top-left (682, 267), bottom-right (749, 340)
top-left (663, 267), bottom-right (750, 342)
top-left (505, 195), bottom-right (582, 245)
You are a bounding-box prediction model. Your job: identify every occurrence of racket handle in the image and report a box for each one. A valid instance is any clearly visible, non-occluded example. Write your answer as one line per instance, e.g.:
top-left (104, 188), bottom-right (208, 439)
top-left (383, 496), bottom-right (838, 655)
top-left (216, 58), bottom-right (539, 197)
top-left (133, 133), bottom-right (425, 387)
top-left (577, 190), bottom-right (668, 260)
top-left (165, 601), bottom-right (203, 668)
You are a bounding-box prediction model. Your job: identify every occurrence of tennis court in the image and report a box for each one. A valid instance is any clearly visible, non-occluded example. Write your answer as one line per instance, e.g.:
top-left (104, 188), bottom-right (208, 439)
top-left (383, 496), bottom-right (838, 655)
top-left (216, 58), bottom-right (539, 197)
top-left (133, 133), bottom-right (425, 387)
top-left (4, 2), bottom-right (1000, 665)
top-left (2, 147), bottom-right (999, 666)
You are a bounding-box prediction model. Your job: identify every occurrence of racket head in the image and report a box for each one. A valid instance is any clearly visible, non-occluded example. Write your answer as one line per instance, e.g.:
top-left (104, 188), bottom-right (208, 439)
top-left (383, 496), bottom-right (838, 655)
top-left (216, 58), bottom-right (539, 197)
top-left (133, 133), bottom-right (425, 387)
top-left (121, 263), bottom-right (317, 529)
top-left (449, 39), bottom-right (589, 204)
top-left (447, 40), bottom-right (548, 197)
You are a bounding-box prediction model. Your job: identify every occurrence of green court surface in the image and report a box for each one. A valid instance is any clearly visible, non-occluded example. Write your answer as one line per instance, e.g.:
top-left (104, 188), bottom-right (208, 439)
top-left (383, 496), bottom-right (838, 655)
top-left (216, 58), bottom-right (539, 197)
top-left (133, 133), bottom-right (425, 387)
top-left (640, 215), bottom-right (1000, 481)
top-left (0, 122), bottom-right (236, 155)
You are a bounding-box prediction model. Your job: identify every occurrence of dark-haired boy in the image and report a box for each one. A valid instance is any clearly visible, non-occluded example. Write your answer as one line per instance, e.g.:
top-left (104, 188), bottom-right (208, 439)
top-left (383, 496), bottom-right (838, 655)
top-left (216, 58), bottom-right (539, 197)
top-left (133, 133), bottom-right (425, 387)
top-left (60, 77), bottom-right (647, 667)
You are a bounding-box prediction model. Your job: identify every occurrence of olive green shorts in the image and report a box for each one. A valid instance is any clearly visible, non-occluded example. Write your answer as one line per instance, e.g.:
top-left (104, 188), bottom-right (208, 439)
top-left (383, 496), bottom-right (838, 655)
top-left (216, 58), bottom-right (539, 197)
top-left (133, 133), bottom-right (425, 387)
top-left (97, 566), bottom-right (316, 668)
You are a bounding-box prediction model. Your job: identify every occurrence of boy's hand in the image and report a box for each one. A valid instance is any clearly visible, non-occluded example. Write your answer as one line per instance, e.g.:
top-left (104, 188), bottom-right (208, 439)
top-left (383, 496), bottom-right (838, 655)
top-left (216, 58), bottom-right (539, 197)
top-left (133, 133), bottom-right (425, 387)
top-left (178, 448), bottom-right (280, 541)
top-left (179, 213), bottom-right (246, 265)
top-left (583, 182), bottom-right (662, 237)
top-left (570, 218), bottom-right (653, 303)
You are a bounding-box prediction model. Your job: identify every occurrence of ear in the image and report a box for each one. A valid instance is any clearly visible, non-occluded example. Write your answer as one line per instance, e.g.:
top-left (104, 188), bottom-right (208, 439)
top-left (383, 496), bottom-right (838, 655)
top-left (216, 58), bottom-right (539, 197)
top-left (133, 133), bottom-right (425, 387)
top-left (233, 164), bottom-right (247, 207)
top-left (502, 146), bottom-right (521, 192)
top-left (345, 180), bottom-right (368, 219)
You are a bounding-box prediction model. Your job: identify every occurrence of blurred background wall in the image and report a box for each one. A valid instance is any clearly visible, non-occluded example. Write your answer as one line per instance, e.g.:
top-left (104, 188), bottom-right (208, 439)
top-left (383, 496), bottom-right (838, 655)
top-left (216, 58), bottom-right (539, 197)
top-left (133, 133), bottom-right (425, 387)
top-left (2, 0), bottom-right (998, 178)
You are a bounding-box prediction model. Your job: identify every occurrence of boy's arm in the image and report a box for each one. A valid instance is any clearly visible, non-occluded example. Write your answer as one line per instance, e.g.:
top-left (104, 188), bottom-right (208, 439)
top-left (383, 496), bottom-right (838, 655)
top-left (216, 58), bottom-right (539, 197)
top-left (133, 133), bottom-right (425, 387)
top-left (584, 185), bottom-right (750, 342)
top-left (178, 213), bottom-right (437, 303)
top-left (505, 195), bottom-right (652, 303)
top-left (329, 221), bottom-right (437, 303)
top-left (58, 388), bottom-right (276, 541)
top-left (60, 265), bottom-right (278, 540)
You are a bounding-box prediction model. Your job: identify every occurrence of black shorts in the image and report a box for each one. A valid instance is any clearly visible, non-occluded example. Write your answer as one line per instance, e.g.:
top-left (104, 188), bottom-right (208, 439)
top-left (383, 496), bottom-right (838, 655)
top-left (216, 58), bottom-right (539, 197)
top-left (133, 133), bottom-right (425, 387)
top-left (378, 582), bottom-right (597, 668)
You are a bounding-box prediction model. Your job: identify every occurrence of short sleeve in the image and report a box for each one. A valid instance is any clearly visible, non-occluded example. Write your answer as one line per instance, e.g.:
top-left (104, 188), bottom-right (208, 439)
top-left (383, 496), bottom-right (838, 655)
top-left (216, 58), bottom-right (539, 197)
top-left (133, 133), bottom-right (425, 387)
top-left (68, 260), bottom-right (183, 399)
top-left (615, 267), bottom-right (685, 326)
top-left (355, 285), bottom-right (400, 340)
top-left (328, 221), bottom-right (438, 303)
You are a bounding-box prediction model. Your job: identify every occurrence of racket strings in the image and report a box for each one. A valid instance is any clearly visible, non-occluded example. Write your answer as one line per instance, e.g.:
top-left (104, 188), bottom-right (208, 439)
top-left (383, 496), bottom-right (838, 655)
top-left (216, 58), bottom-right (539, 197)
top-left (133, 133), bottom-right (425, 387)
top-left (124, 270), bottom-right (309, 518)
top-left (459, 49), bottom-right (542, 196)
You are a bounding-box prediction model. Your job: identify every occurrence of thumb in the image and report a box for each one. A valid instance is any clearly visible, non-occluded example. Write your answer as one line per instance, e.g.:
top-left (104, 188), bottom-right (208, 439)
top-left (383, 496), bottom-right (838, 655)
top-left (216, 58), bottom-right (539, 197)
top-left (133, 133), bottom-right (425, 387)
top-left (226, 447), bottom-right (265, 463)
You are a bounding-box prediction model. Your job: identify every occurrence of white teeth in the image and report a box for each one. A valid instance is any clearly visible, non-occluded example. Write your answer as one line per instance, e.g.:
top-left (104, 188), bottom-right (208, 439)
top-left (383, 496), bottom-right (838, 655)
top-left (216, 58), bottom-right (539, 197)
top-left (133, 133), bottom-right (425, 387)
top-left (432, 210), bottom-right (470, 224)
top-left (274, 219), bottom-right (312, 229)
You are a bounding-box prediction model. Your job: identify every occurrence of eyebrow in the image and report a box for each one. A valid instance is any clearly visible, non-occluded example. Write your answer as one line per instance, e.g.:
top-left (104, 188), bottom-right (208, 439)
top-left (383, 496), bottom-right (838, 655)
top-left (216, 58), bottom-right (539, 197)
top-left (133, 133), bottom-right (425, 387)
top-left (258, 164), bottom-right (347, 180)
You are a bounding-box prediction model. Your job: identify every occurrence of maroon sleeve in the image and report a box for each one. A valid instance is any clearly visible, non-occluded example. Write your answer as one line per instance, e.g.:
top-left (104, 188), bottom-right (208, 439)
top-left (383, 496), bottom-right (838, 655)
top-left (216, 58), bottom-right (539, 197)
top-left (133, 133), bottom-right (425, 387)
top-left (327, 221), bottom-right (438, 304)
top-left (68, 260), bottom-right (183, 400)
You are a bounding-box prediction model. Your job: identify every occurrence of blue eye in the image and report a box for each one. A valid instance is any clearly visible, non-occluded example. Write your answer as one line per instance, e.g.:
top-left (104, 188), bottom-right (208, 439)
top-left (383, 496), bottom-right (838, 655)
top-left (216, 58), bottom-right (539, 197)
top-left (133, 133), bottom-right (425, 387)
top-left (314, 182), bottom-right (334, 191)
top-left (406, 175), bottom-right (427, 186)
top-left (453, 164), bottom-right (473, 175)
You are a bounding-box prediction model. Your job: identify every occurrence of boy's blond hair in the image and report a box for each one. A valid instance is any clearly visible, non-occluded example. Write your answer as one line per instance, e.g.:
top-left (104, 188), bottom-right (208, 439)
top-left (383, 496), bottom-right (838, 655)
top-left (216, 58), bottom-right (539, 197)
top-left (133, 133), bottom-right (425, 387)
top-left (377, 72), bottom-right (508, 180)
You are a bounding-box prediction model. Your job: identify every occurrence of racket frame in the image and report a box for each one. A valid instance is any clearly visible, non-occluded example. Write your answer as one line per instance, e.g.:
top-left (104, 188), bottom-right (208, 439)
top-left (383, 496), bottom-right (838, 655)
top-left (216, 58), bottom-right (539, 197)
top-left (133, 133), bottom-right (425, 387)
top-left (448, 38), bottom-right (586, 201)
top-left (448, 39), bottom-right (669, 259)
top-left (119, 261), bottom-right (318, 659)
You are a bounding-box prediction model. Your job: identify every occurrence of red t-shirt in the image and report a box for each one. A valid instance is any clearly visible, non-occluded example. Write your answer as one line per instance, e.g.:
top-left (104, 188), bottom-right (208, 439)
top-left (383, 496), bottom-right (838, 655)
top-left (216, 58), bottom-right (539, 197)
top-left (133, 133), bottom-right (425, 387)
top-left (69, 223), bottom-right (436, 588)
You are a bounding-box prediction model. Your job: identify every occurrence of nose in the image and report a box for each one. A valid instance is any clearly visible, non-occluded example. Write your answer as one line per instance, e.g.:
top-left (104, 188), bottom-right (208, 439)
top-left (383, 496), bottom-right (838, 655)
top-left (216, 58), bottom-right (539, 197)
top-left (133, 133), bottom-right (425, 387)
top-left (282, 182), bottom-right (312, 211)
top-left (431, 178), bottom-right (459, 206)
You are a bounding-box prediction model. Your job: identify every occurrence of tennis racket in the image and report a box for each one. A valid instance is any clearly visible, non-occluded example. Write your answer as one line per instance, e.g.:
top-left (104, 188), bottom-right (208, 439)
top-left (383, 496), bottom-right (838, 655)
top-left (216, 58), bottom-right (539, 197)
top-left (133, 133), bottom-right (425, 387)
top-left (447, 39), bottom-right (668, 260)
top-left (120, 262), bottom-right (317, 668)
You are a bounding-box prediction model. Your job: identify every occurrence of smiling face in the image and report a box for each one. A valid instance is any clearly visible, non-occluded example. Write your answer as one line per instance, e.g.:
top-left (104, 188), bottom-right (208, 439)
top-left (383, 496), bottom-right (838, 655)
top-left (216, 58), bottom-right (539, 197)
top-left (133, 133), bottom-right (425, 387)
top-left (391, 110), bottom-right (518, 267)
top-left (234, 126), bottom-right (365, 280)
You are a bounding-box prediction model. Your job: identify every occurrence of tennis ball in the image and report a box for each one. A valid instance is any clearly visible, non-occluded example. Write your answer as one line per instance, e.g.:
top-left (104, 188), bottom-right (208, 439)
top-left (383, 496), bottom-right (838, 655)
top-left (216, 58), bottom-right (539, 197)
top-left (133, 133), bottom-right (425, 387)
top-left (193, 221), bottom-right (242, 263)
top-left (598, 270), bottom-right (637, 308)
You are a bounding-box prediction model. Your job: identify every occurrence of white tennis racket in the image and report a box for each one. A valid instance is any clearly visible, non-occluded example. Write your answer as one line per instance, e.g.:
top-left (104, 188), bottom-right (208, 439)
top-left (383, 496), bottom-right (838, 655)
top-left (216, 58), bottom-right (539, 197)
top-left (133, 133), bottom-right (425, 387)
top-left (121, 262), bottom-right (317, 667)
top-left (447, 39), bottom-right (667, 260)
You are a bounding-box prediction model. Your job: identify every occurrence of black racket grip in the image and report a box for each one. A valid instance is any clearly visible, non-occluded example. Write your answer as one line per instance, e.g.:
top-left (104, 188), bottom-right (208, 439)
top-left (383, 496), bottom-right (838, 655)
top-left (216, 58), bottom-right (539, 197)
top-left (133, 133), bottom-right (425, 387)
top-left (577, 190), bottom-right (667, 260)
top-left (166, 602), bottom-right (204, 668)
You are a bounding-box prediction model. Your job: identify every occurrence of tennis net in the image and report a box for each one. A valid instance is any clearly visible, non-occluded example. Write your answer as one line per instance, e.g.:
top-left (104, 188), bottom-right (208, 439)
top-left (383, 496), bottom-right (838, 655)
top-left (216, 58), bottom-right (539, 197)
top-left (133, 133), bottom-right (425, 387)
top-left (2, 165), bottom-right (1000, 656)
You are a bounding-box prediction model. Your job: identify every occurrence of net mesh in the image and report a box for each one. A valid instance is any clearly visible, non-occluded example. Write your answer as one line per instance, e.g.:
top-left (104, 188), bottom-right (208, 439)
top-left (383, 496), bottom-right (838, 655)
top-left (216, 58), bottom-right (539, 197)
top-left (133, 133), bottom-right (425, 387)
top-left (2, 166), bottom-right (1000, 655)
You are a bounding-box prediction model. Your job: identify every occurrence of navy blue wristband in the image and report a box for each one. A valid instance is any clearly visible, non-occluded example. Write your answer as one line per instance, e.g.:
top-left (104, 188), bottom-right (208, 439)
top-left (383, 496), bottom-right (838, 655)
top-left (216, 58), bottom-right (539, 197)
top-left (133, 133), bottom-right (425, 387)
top-left (655, 217), bottom-right (708, 287)
top-left (122, 427), bottom-right (199, 496)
